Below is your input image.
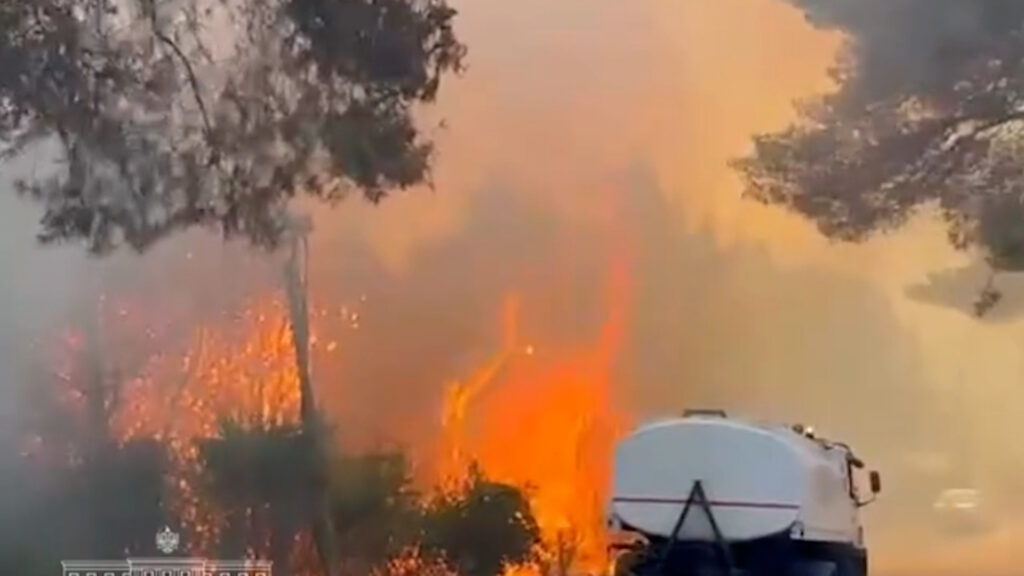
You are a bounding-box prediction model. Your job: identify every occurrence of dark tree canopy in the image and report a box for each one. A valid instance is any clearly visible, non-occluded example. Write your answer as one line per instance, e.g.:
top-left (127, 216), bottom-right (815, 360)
top-left (328, 455), bottom-right (540, 576)
top-left (420, 465), bottom-right (541, 576)
top-left (735, 1), bottom-right (1024, 282)
top-left (0, 0), bottom-right (465, 254)
top-left (328, 450), bottom-right (422, 569)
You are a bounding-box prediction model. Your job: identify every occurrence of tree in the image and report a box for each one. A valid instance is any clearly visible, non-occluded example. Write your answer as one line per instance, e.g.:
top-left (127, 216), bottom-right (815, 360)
top-left (733, 1), bottom-right (1024, 315)
top-left (0, 0), bottom-right (465, 255)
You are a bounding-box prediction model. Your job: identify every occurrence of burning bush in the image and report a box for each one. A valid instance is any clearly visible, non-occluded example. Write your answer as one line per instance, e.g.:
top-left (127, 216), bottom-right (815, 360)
top-left (419, 464), bottom-right (541, 576)
top-left (197, 421), bottom-right (324, 566)
top-left (328, 453), bottom-right (540, 576)
top-left (329, 450), bottom-right (422, 570)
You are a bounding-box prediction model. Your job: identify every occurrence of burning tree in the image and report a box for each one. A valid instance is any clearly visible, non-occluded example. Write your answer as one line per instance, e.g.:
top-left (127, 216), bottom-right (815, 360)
top-left (0, 2), bottom-right (636, 575)
top-left (0, 0), bottom-right (466, 564)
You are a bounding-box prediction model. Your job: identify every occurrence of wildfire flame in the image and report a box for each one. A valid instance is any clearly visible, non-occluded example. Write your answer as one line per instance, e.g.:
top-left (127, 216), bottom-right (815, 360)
top-left (108, 296), bottom-right (356, 555)
top-left (437, 294), bottom-right (525, 493)
top-left (437, 253), bottom-right (632, 575)
top-left (110, 298), bottom-right (302, 552)
top-left (44, 238), bottom-right (631, 576)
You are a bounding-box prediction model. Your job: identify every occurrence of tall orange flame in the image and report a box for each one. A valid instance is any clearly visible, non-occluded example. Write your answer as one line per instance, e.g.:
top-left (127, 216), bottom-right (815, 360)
top-left (437, 294), bottom-right (525, 493)
top-left (438, 251), bottom-right (632, 574)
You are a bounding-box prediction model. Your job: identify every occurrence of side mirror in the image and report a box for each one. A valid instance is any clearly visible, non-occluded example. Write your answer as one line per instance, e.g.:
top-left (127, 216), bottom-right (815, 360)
top-left (869, 470), bottom-right (882, 494)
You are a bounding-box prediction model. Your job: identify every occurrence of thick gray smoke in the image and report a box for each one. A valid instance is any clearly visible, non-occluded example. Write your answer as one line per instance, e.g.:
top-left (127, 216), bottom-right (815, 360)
top-left (0, 153), bottom-right (84, 429)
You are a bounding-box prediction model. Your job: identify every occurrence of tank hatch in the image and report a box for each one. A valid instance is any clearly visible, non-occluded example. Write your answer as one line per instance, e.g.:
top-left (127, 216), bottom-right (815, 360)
top-left (682, 408), bottom-right (728, 418)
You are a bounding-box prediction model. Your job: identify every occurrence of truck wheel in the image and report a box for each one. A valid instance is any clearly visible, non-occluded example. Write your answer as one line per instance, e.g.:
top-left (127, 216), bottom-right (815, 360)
top-left (834, 552), bottom-right (867, 576)
top-left (789, 560), bottom-right (838, 576)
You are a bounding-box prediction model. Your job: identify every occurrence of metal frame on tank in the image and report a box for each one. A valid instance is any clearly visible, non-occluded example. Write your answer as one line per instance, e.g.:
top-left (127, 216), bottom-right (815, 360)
top-left (649, 480), bottom-right (742, 576)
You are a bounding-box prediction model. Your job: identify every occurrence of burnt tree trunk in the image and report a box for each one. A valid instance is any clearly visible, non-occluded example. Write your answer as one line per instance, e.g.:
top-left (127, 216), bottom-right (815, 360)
top-left (80, 303), bottom-right (122, 556)
top-left (282, 222), bottom-right (340, 576)
top-left (269, 505), bottom-right (296, 576)
top-left (284, 231), bottom-right (315, 424)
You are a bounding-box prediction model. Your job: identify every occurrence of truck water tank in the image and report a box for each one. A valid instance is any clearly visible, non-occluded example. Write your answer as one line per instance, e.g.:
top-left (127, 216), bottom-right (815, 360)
top-left (609, 414), bottom-right (850, 543)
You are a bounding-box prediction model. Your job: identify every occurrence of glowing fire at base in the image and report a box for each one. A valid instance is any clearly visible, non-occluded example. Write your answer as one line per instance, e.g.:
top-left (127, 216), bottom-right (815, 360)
top-left (438, 254), bottom-right (632, 576)
top-left (111, 297), bottom-right (323, 555)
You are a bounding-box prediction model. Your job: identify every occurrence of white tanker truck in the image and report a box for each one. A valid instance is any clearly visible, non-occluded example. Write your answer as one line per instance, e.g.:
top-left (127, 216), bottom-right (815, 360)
top-left (606, 410), bottom-right (881, 576)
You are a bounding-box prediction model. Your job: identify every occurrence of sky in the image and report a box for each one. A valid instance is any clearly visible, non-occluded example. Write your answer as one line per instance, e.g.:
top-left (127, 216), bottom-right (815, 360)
top-left (1, 0), bottom-right (1023, 573)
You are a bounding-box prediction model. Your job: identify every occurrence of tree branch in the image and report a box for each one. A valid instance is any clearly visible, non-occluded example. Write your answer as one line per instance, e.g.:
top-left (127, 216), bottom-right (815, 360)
top-left (144, 0), bottom-right (212, 139)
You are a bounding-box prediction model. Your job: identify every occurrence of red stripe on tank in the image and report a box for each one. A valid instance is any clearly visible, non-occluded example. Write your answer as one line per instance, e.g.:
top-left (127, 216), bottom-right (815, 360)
top-left (612, 496), bottom-right (799, 510)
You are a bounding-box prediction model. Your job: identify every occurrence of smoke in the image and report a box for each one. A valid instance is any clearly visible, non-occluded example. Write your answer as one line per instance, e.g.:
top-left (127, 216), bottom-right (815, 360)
top-left (0, 0), bottom-right (1022, 575)
top-left (0, 150), bottom-right (84, 430)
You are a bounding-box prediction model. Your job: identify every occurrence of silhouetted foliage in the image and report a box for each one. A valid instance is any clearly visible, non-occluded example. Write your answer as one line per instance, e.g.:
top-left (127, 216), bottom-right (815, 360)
top-left (328, 454), bottom-right (540, 576)
top-left (200, 425), bottom-right (540, 576)
top-left (420, 465), bottom-right (541, 576)
top-left (0, 438), bottom-right (168, 575)
top-left (4, 330), bottom-right (539, 576)
top-left (198, 420), bottom-right (324, 574)
top-left (75, 439), bottom-right (169, 556)
top-left (734, 2), bottom-right (1024, 313)
top-left (329, 450), bottom-right (422, 572)
top-left (2, 415), bottom-right (540, 576)
top-left (0, 0), bottom-right (465, 254)
top-left (199, 421), bottom-right (322, 514)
